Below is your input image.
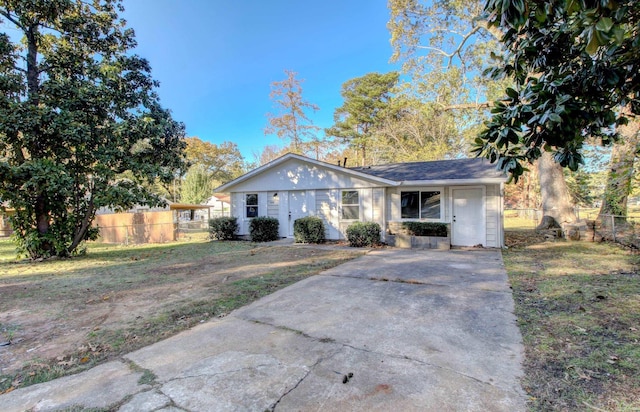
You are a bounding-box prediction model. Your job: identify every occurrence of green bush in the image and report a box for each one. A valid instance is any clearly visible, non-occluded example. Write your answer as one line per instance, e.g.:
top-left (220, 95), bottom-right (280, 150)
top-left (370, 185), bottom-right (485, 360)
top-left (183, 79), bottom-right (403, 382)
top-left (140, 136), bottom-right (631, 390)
top-left (293, 216), bottom-right (325, 244)
top-left (346, 222), bottom-right (381, 247)
top-left (401, 222), bottom-right (448, 237)
top-left (249, 217), bottom-right (280, 242)
top-left (208, 217), bottom-right (238, 240)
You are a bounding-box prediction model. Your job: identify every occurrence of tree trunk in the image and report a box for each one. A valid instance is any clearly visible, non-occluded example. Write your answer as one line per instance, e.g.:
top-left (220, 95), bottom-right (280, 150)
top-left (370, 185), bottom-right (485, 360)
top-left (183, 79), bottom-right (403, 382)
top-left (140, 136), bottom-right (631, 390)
top-left (598, 120), bottom-right (639, 222)
top-left (537, 152), bottom-right (577, 229)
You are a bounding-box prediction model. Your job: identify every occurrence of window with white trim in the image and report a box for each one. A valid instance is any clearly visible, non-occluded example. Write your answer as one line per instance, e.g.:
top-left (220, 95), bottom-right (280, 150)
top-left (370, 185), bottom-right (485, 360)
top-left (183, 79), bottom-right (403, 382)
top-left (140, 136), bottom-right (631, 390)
top-left (246, 193), bottom-right (258, 218)
top-left (401, 190), bottom-right (441, 220)
top-left (341, 190), bottom-right (359, 220)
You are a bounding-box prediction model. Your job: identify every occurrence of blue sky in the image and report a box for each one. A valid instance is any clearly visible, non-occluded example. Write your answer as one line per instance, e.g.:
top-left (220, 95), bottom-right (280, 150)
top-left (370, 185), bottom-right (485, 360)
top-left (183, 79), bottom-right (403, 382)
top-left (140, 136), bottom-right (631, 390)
top-left (121, 0), bottom-right (399, 161)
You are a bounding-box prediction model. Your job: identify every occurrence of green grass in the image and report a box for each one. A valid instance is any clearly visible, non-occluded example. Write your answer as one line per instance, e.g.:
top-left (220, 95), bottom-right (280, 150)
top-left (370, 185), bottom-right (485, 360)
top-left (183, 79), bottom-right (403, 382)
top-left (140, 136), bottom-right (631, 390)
top-left (0, 237), bottom-right (362, 393)
top-left (503, 233), bottom-right (640, 411)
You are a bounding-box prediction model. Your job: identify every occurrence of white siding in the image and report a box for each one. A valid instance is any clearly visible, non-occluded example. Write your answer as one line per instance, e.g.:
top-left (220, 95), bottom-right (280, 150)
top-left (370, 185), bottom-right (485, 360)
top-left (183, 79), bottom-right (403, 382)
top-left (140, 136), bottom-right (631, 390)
top-left (267, 191), bottom-right (279, 219)
top-left (442, 187), bottom-right (450, 222)
top-left (485, 184), bottom-right (501, 247)
top-left (315, 189), bottom-right (341, 239)
top-left (389, 189), bottom-right (400, 221)
top-left (233, 191), bottom-right (269, 236)
top-left (361, 188), bottom-right (371, 221)
top-left (372, 188), bottom-right (385, 240)
top-left (227, 158), bottom-right (386, 192)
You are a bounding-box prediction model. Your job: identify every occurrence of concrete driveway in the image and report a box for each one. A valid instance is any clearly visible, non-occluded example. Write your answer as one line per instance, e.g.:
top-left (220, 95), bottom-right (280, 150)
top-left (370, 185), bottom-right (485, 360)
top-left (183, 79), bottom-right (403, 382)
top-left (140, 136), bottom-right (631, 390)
top-left (1, 248), bottom-right (527, 411)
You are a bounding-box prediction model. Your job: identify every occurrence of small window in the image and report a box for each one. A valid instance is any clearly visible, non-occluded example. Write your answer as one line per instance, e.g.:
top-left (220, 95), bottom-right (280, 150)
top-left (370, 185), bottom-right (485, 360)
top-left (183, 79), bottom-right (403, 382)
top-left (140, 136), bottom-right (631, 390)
top-left (401, 190), bottom-right (441, 220)
top-left (246, 193), bottom-right (258, 218)
top-left (341, 190), bottom-right (359, 220)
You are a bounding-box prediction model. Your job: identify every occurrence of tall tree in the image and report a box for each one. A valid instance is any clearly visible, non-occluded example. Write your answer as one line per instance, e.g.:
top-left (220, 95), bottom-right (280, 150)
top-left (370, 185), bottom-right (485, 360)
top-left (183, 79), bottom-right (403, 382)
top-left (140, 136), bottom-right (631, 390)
top-left (180, 164), bottom-right (212, 205)
top-left (264, 70), bottom-right (320, 153)
top-left (184, 137), bottom-right (245, 184)
top-left (389, 0), bottom-right (578, 228)
top-left (326, 72), bottom-right (400, 166)
top-left (598, 120), bottom-right (639, 221)
top-left (388, 0), bottom-right (503, 108)
top-left (0, 0), bottom-right (186, 258)
top-left (372, 99), bottom-right (465, 163)
top-left (252, 144), bottom-right (288, 167)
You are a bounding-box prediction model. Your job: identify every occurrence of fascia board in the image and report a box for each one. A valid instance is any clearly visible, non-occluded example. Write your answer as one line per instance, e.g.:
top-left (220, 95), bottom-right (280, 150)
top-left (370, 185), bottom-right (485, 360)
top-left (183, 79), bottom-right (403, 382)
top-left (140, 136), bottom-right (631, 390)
top-left (214, 153), bottom-right (398, 192)
top-left (399, 178), bottom-right (507, 186)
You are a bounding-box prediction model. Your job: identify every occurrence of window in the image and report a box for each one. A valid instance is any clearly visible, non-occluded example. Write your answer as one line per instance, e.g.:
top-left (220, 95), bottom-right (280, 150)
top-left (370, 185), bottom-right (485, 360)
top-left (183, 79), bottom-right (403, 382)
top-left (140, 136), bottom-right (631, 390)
top-left (420, 191), bottom-right (441, 219)
top-left (246, 193), bottom-right (258, 218)
top-left (341, 190), bottom-right (359, 219)
top-left (401, 192), bottom-right (419, 218)
top-left (401, 190), bottom-right (441, 220)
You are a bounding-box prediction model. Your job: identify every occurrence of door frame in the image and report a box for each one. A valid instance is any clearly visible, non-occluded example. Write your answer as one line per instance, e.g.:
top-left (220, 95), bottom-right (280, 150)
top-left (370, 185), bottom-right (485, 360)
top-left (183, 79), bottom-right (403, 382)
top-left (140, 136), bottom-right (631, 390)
top-left (450, 186), bottom-right (486, 247)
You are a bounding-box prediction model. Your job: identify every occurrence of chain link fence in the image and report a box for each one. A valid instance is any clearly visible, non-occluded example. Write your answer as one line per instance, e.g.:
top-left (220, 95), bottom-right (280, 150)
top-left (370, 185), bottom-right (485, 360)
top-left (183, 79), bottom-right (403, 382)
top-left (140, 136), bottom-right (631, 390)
top-left (505, 208), bottom-right (639, 248)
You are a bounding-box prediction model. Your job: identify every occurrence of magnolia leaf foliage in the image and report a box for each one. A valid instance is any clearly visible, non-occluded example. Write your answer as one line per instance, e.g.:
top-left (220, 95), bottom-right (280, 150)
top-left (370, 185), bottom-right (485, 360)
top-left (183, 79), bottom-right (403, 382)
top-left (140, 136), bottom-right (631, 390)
top-left (476, 0), bottom-right (640, 180)
top-left (0, 0), bottom-right (186, 258)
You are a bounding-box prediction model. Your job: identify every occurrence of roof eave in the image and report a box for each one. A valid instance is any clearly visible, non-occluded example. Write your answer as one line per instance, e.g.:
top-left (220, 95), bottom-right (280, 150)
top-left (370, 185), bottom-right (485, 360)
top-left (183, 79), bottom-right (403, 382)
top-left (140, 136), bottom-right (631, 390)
top-left (399, 177), bottom-right (507, 186)
top-left (214, 153), bottom-right (398, 192)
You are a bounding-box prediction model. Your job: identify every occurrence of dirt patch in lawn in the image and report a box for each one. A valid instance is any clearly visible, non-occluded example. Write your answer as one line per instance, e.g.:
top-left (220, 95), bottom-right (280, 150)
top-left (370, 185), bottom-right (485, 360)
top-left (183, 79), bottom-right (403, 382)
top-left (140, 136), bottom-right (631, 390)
top-left (0, 240), bottom-right (363, 391)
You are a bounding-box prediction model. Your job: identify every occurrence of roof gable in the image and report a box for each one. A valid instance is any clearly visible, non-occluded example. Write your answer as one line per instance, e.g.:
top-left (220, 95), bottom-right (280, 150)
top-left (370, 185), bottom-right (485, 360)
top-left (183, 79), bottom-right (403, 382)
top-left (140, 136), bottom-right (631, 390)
top-left (214, 153), bottom-right (396, 193)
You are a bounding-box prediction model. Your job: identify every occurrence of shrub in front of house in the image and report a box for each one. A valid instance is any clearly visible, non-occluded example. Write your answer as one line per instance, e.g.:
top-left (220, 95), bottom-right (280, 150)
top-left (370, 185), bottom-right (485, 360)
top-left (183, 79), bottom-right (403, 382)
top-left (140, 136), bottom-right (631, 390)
top-left (208, 217), bottom-right (238, 240)
top-left (249, 217), bottom-right (279, 242)
top-left (401, 222), bottom-right (448, 237)
top-left (293, 216), bottom-right (325, 244)
top-left (346, 222), bottom-right (381, 247)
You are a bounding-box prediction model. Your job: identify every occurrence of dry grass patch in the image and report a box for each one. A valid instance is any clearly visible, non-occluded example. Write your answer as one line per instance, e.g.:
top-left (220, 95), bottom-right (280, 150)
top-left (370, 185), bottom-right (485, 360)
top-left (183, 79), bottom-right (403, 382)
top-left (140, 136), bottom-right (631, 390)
top-left (0, 239), bottom-right (363, 392)
top-left (503, 231), bottom-right (640, 411)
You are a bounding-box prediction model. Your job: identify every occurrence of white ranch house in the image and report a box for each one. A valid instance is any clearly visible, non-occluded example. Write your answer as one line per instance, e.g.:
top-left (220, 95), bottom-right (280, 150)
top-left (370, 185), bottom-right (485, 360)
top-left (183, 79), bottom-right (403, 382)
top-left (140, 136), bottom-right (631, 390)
top-left (214, 153), bottom-right (507, 247)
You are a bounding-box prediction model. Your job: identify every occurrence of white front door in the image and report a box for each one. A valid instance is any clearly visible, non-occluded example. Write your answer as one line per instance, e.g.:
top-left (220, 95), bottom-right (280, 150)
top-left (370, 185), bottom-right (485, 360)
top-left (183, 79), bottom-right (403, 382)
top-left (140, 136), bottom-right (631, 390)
top-left (288, 191), bottom-right (308, 236)
top-left (452, 187), bottom-right (485, 247)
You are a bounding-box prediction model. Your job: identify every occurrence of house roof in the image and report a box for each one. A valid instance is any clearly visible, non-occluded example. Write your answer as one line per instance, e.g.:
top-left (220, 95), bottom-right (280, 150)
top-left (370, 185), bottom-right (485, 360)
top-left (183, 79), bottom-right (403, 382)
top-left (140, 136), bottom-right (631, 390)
top-left (214, 154), bottom-right (506, 193)
top-left (351, 158), bottom-right (506, 185)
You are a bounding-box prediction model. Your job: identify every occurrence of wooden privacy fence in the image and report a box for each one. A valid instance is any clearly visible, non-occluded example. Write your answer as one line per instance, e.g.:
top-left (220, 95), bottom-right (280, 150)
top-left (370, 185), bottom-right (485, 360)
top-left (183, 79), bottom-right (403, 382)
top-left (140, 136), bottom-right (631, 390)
top-left (0, 207), bottom-right (212, 244)
top-left (94, 210), bottom-right (176, 244)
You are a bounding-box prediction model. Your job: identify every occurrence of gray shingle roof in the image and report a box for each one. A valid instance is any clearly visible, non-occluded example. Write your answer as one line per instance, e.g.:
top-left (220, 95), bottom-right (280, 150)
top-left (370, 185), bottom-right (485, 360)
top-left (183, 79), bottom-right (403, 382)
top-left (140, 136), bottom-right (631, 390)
top-left (350, 158), bottom-right (505, 182)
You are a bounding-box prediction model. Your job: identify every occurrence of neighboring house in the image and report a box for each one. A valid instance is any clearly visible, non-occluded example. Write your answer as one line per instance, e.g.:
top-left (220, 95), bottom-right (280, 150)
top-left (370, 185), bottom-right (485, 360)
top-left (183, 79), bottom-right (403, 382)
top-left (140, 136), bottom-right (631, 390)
top-left (202, 194), bottom-right (231, 218)
top-left (214, 153), bottom-right (507, 247)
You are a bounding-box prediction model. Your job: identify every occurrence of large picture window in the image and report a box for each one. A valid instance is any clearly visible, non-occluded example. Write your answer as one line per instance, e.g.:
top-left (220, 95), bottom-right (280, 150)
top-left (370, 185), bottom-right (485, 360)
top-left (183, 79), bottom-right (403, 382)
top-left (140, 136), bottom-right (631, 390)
top-left (341, 190), bottom-right (359, 220)
top-left (401, 190), bottom-right (441, 220)
top-left (246, 193), bottom-right (258, 218)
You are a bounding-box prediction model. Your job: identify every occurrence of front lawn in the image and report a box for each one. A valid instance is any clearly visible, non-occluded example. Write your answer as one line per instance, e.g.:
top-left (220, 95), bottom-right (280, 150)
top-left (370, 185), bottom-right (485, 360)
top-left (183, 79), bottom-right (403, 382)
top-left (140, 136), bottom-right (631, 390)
top-left (0, 238), bottom-right (362, 393)
top-left (503, 231), bottom-right (640, 411)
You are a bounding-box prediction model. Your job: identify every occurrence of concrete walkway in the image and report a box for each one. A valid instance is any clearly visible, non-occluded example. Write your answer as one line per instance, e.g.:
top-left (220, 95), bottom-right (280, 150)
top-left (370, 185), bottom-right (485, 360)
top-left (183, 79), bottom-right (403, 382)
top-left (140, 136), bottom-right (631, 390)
top-left (1, 248), bottom-right (527, 411)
